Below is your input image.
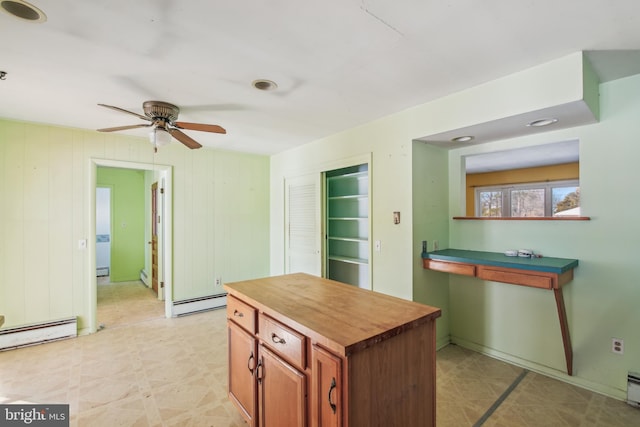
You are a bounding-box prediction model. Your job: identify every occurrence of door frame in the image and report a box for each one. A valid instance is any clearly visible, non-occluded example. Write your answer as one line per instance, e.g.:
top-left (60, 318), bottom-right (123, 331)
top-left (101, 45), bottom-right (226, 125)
top-left (151, 181), bottom-right (159, 296)
top-left (88, 158), bottom-right (174, 333)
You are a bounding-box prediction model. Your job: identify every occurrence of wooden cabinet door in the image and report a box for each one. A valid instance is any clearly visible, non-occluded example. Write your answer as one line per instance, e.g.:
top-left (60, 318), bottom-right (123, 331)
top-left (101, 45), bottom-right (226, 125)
top-left (228, 321), bottom-right (258, 427)
top-left (311, 345), bottom-right (342, 427)
top-left (258, 344), bottom-right (306, 427)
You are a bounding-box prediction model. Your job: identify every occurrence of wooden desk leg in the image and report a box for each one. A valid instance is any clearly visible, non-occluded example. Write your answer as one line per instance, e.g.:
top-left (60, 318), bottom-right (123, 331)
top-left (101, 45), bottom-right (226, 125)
top-left (553, 288), bottom-right (573, 376)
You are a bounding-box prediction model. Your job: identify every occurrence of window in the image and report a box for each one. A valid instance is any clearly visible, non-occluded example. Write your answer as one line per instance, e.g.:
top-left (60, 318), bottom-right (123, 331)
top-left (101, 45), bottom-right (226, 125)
top-left (476, 180), bottom-right (580, 217)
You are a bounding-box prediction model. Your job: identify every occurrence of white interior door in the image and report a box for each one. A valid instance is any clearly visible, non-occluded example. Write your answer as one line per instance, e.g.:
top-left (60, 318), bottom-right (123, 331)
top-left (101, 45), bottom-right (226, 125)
top-left (284, 173), bottom-right (321, 276)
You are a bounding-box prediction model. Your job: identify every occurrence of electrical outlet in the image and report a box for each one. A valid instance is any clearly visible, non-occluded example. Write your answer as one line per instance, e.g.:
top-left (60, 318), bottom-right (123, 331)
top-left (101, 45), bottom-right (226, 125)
top-left (375, 240), bottom-right (381, 252)
top-left (433, 240), bottom-right (439, 251)
top-left (215, 277), bottom-right (222, 286)
top-left (612, 338), bottom-right (624, 354)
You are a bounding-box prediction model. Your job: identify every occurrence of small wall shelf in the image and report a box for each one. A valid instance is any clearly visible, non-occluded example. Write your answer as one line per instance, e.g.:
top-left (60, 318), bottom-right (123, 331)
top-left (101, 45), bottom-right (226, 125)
top-left (453, 216), bottom-right (590, 221)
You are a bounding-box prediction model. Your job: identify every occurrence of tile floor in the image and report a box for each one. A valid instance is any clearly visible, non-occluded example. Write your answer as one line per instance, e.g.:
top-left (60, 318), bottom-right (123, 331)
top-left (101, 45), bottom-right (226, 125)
top-left (0, 280), bottom-right (638, 426)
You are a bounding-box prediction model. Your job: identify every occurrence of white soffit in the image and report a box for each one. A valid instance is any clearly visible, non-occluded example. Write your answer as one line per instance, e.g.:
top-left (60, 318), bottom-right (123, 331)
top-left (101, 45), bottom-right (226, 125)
top-left (464, 140), bottom-right (579, 174)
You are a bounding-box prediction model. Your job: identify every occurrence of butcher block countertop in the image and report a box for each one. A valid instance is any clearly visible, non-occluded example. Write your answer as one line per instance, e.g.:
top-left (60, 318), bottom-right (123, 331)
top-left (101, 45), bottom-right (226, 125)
top-left (224, 272), bottom-right (441, 356)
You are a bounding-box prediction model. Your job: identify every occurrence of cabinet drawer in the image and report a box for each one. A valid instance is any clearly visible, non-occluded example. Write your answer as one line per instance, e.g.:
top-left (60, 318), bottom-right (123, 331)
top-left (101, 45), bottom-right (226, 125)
top-left (423, 259), bottom-right (476, 277)
top-left (477, 267), bottom-right (553, 289)
top-left (259, 314), bottom-right (306, 370)
top-left (227, 295), bottom-right (257, 334)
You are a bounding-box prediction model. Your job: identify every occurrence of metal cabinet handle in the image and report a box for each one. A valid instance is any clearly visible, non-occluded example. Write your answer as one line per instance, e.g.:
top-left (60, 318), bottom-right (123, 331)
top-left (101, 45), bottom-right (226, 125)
top-left (233, 309), bottom-right (244, 318)
top-left (256, 358), bottom-right (264, 384)
top-left (247, 351), bottom-right (255, 374)
top-left (328, 377), bottom-right (337, 414)
top-left (271, 333), bottom-right (286, 345)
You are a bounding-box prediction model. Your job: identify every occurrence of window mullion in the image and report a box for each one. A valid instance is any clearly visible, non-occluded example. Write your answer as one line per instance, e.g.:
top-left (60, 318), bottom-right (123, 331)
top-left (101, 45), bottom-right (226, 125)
top-left (544, 186), bottom-right (552, 216)
top-left (503, 189), bottom-right (511, 217)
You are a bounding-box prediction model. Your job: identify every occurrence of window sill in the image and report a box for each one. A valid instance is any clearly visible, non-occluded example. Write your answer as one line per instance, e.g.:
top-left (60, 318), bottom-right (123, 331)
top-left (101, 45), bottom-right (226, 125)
top-left (453, 216), bottom-right (591, 221)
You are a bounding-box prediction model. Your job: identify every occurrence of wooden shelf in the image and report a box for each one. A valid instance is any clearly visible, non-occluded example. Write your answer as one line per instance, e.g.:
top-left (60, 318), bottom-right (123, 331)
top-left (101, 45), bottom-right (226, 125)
top-left (453, 216), bottom-right (590, 221)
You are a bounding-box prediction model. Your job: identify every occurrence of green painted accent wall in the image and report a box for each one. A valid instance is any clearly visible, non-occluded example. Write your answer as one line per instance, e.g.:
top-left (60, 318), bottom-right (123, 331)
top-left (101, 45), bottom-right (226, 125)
top-left (447, 73), bottom-right (640, 398)
top-left (412, 141), bottom-right (450, 348)
top-left (0, 121), bottom-right (270, 332)
top-left (97, 167), bottom-right (145, 282)
top-left (271, 53), bottom-right (635, 400)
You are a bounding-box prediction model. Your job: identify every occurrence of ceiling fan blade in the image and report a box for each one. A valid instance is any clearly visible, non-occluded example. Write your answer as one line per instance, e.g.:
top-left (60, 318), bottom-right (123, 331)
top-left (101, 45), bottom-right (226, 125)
top-left (168, 128), bottom-right (202, 149)
top-left (98, 103), bottom-right (151, 122)
top-left (174, 121), bottom-right (226, 134)
top-left (97, 123), bottom-right (153, 132)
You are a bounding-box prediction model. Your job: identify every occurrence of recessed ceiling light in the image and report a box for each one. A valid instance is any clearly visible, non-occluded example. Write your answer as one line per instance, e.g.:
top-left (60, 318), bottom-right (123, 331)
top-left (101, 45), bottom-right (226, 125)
top-left (0, 0), bottom-right (47, 22)
top-left (527, 118), bottom-right (558, 127)
top-left (252, 79), bottom-right (278, 91)
top-left (451, 136), bottom-right (474, 143)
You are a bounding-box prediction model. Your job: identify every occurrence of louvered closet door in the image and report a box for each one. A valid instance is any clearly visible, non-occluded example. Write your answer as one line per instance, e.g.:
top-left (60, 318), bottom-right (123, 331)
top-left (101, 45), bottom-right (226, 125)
top-left (285, 173), bottom-right (321, 276)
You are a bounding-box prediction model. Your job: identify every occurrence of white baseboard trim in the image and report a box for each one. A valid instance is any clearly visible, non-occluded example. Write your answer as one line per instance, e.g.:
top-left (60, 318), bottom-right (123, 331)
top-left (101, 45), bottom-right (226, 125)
top-left (172, 293), bottom-right (227, 317)
top-left (451, 336), bottom-right (627, 402)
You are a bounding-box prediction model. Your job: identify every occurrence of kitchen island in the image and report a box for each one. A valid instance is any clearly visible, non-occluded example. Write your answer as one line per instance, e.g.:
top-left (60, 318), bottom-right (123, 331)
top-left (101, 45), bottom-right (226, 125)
top-left (224, 272), bottom-right (441, 427)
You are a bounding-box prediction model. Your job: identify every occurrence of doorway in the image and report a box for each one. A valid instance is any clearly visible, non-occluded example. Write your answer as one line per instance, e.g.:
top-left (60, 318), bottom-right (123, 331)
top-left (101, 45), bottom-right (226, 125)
top-left (89, 159), bottom-right (174, 334)
top-left (96, 186), bottom-right (111, 280)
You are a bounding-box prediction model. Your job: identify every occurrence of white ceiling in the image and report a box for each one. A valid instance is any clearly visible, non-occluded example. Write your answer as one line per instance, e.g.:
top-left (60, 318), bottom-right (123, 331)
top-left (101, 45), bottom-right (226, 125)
top-left (1, 1), bottom-right (640, 156)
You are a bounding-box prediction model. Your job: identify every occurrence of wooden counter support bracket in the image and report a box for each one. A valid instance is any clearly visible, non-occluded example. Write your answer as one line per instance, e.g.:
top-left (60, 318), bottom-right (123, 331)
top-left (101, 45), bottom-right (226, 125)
top-left (422, 249), bottom-right (578, 376)
top-left (554, 288), bottom-right (573, 376)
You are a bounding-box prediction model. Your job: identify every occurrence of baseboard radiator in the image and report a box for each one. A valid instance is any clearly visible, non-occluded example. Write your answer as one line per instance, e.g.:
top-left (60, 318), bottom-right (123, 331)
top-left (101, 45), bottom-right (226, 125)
top-left (628, 372), bottom-right (640, 408)
top-left (172, 294), bottom-right (227, 317)
top-left (0, 317), bottom-right (77, 351)
top-left (140, 269), bottom-right (149, 286)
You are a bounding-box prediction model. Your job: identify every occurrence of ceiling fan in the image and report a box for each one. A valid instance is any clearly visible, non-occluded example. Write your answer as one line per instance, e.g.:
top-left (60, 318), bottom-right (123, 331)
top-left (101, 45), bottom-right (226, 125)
top-left (97, 100), bottom-right (226, 151)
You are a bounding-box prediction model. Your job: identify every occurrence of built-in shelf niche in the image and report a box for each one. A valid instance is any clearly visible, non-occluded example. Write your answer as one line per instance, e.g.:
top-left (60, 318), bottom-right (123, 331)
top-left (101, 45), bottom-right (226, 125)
top-left (325, 164), bottom-right (370, 289)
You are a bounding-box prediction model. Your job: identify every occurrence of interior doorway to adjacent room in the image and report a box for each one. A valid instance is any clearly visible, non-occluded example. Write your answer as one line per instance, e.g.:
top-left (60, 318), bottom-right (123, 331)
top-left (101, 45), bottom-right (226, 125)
top-left (89, 159), bottom-right (174, 334)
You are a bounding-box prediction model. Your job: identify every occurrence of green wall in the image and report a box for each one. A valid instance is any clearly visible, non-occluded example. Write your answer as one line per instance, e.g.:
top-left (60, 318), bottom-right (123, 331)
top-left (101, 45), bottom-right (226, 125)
top-left (0, 121), bottom-right (270, 332)
top-left (412, 142), bottom-right (450, 348)
top-left (271, 52), bottom-right (638, 400)
top-left (97, 167), bottom-right (145, 282)
top-left (446, 73), bottom-right (640, 398)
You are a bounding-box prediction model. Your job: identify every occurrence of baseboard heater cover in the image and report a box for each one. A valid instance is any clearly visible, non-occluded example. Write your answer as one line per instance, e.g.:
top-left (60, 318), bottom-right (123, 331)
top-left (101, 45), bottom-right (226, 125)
top-left (140, 269), bottom-right (149, 286)
top-left (173, 293), bottom-right (227, 317)
top-left (628, 372), bottom-right (640, 408)
top-left (0, 317), bottom-right (77, 351)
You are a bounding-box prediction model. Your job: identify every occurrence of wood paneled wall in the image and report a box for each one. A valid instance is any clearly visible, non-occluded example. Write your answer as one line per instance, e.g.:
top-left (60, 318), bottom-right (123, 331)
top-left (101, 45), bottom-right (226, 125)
top-left (0, 119), bottom-right (270, 331)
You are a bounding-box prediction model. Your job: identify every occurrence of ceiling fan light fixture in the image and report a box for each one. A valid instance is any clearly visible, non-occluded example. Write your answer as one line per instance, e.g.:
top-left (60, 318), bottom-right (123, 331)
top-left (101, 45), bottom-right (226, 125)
top-left (527, 118), bottom-right (558, 127)
top-left (252, 79), bottom-right (278, 91)
top-left (0, 0), bottom-right (47, 22)
top-left (451, 135), bottom-right (474, 143)
top-left (149, 127), bottom-right (172, 149)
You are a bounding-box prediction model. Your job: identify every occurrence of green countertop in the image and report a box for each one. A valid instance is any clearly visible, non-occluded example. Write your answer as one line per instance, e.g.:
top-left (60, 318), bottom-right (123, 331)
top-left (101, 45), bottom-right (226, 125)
top-left (422, 249), bottom-right (578, 274)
